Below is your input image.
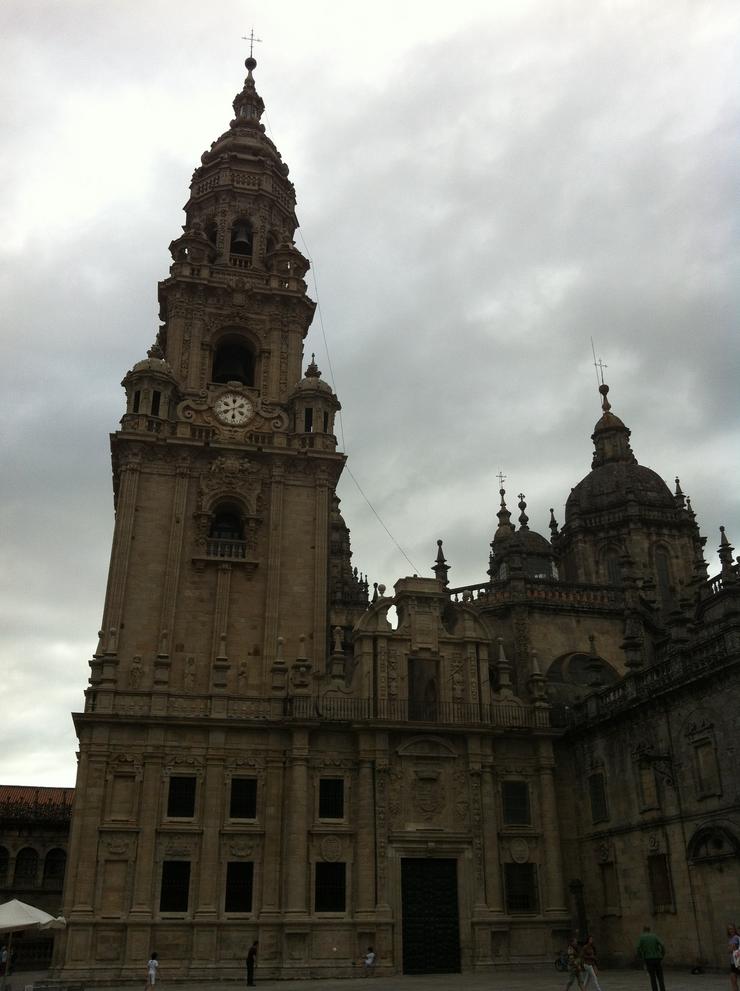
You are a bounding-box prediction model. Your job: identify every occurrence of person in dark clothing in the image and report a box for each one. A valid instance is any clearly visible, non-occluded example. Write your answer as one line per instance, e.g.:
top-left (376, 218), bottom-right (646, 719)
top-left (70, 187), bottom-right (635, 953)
top-left (246, 941), bottom-right (258, 987)
top-left (636, 926), bottom-right (666, 991)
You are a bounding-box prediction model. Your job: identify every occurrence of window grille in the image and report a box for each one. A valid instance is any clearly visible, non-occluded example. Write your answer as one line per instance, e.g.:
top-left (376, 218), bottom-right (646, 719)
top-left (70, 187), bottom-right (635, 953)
top-left (502, 781), bottom-right (531, 825)
top-left (225, 862), bottom-right (254, 913)
top-left (314, 862), bottom-right (346, 912)
top-left (504, 863), bottom-right (539, 913)
top-left (319, 778), bottom-right (345, 819)
top-left (160, 860), bottom-right (191, 913)
top-left (230, 778), bottom-right (257, 819)
top-left (588, 773), bottom-right (609, 823)
top-left (167, 776), bottom-right (196, 818)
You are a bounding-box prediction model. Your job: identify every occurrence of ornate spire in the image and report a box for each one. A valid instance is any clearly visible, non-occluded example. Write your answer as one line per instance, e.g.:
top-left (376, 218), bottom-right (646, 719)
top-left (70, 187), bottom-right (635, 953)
top-left (517, 493), bottom-right (529, 530)
top-left (719, 526), bottom-right (735, 574)
top-left (496, 486), bottom-right (514, 534)
top-left (305, 353), bottom-right (321, 378)
top-left (590, 382), bottom-right (637, 468)
top-left (432, 539), bottom-right (450, 586)
top-left (549, 507), bottom-right (559, 538)
top-left (231, 56), bottom-right (265, 128)
top-left (674, 477), bottom-right (686, 510)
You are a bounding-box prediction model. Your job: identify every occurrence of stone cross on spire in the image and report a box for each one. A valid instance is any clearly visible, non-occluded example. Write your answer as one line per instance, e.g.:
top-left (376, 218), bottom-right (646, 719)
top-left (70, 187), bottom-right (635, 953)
top-left (241, 29), bottom-right (262, 60)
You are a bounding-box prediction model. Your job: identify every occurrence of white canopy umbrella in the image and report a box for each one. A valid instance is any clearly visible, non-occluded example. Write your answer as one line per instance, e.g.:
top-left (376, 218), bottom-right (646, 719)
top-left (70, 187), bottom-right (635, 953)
top-left (0, 900), bottom-right (65, 991)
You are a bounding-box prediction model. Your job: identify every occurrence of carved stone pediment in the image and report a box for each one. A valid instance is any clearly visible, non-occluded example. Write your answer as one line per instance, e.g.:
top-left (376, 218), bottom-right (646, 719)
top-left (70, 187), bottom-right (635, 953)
top-left (397, 736), bottom-right (458, 759)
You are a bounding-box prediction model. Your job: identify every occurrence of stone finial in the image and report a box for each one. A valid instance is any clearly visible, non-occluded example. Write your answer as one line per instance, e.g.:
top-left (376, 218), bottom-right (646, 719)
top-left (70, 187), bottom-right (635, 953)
top-left (599, 382), bottom-right (611, 412)
top-left (674, 477), bottom-right (686, 510)
top-left (432, 539), bottom-right (450, 586)
top-left (517, 494), bottom-right (529, 530)
top-left (719, 526), bottom-right (735, 574)
top-left (549, 508), bottom-right (559, 538)
top-left (305, 353), bottom-right (321, 378)
top-left (372, 582), bottom-right (379, 604)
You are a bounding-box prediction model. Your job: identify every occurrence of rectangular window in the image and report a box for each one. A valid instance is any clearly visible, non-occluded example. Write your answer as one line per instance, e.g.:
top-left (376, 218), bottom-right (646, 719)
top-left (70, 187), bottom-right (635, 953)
top-left (600, 861), bottom-right (620, 911)
top-left (504, 863), bottom-right (539, 913)
top-left (502, 781), bottom-right (531, 825)
top-left (304, 407), bottom-right (313, 432)
top-left (151, 390), bottom-right (161, 416)
top-left (694, 740), bottom-right (721, 797)
top-left (167, 776), bottom-right (196, 818)
top-left (224, 862), bottom-right (254, 913)
top-left (589, 773), bottom-right (609, 823)
top-left (160, 861), bottom-right (190, 913)
top-left (323, 411), bottom-right (329, 432)
top-left (638, 762), bottom-right (659, 810)
top-left (133, 390), bottom-right (141, 413)
top-left (314, 862), bottom-right (346, 913)
top-left (319, 778), bottom-right (345, 819)
top-left (230, 778), bottom-right (257, 819)
top-left (647, 854), bottom-right (674, 912)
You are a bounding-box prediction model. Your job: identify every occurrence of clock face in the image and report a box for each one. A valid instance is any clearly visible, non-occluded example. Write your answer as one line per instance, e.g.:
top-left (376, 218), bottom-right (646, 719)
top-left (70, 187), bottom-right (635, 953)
top-left (214, 393), bottom-right (254, 425)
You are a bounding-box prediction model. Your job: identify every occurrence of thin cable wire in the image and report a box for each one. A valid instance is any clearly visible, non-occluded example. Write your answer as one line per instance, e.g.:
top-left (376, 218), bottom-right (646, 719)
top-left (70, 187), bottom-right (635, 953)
top-left (263, 111), bottom-right (419, 574)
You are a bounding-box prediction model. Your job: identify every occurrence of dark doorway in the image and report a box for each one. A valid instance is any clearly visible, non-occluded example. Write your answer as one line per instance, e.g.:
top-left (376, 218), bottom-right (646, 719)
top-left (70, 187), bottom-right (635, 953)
top-left (401, 858), bottom-right (460, 974)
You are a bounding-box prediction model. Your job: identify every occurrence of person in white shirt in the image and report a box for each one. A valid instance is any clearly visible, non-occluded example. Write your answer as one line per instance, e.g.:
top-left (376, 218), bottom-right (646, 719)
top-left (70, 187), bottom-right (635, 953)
top-left (147, 952), bottom-right (159, 987)
top-left (363, 947), bottom-right (376, 977)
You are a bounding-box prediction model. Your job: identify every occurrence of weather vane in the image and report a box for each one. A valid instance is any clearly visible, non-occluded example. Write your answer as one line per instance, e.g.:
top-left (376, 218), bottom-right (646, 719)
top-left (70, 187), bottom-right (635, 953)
top-left (241, 29), bottom-right (262, 59)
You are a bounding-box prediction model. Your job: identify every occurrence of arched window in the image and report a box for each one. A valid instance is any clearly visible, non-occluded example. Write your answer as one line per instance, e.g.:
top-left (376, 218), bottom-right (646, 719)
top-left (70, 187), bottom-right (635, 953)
top-left (43, 848), bottom-right (66, 888)
top-left (14, 847), bottom-right (38, 886)
top-left (230, 219), bottom-right (253, 257)
top-left (655, 548), bottom-right (673, 608)
top-left (209, 507), bottom-right (244, 541)
top-left (212, 337), bottom-right (255, 386)
top-left (606, 552), bottom-right (622, 586)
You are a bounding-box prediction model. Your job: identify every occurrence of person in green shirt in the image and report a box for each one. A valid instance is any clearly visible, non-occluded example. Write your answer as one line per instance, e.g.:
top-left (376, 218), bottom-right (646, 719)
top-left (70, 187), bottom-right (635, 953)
top-left (636, 926), bottom-right (666, 991)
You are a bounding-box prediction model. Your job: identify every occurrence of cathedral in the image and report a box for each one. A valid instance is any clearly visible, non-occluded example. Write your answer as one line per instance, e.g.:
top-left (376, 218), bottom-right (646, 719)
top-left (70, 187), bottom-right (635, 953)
top-left (53, 57), bottom-right (740, 980)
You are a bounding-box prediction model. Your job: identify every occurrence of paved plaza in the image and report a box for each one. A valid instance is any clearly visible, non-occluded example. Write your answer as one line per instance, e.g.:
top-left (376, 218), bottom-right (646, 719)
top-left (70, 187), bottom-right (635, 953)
top-left (11, 968), bottom-right (731, 991)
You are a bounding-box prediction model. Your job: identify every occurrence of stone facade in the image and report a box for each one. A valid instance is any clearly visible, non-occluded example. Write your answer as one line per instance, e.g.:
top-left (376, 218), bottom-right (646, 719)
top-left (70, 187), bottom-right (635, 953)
top-left (0, 786), bottom-right (73, 967)
top-left (52, 58), bottom-right (739, 981)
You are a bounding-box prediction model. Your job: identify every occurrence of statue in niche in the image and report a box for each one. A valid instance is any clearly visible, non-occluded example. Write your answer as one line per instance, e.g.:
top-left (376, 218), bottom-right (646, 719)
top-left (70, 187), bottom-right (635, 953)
top-left (238, 660), bottom-right (248, 692)
top-left (129, 656), bottom-right (143, 688)
top-left (184, 656), bottom-right (196, 690)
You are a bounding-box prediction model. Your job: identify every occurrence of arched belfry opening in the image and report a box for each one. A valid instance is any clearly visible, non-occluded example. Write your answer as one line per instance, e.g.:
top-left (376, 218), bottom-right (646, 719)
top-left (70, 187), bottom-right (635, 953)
top-left (230, 219), bottom-right (253, 258)
top-left (209, 505), bottom-right (244, 542)
top-left (212, 336), bottom-right (255, 386)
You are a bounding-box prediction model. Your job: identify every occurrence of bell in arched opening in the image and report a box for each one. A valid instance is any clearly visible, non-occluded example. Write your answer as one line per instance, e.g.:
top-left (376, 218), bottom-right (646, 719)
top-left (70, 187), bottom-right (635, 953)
top-left (230, 220), bottom-right (253, 257)
top-left (212, 338), bottom-right (255, 386)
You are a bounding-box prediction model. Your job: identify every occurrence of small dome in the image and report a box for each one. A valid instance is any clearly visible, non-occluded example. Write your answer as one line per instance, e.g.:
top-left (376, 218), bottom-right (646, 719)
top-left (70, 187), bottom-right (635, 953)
top-left (292, 354), bottom-right (334, 396)
top-left (131, 356), bottom-right (174, 377)
top-left (566, 462), bottom-right (674, 519)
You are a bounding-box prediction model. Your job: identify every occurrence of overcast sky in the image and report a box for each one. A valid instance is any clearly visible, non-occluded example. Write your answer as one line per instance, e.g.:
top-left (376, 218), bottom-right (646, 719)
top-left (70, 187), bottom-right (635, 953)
top-left (1, 0), bottom-right (738, 786)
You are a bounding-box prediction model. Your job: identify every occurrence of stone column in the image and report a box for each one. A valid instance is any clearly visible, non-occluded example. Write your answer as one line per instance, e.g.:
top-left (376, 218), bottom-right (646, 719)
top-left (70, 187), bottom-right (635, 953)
top-left (355, 755), bottom-right (376, 917)
top-left (262, 464), bottom-right (285, 682)
top-left (313, 469), bottom-right (330, 667)
top-left (129, 756), bottom-right (163, 918)
top-left (538, 739), bottom-right (567, 913)
top-left (156, 463), bottom-right (190, 665)
top-left (195, 753), bottom-right (224, 918)
top-left (481, 761), bottom-right (504, 912)
top-left (103, 459), bottom-right (141, 654)
top-left (260, 746), bottom-right (285, 916)
top-left (284, 729), bottom-right (309, 916)
top-left (67, 755), bottom-right (107, 916)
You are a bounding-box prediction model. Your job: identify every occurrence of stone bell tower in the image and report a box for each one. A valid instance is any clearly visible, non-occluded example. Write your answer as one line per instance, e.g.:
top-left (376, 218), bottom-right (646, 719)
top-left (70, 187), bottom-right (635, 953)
top-left (57, 57), bottom-right (364, 979)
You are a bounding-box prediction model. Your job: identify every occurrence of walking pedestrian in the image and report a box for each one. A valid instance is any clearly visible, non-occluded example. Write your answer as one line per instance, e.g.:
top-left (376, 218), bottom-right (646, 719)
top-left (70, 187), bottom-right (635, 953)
top-left (728, 924), bottom-right (740, 991)
top-left (246, 940), bottom-right (259, 987)
top-left (146, 952), bottom-right (159, 988)
top-left (636, 926), bottom-right (666, 991)
top-left (581, 935), bottom-right (603, 991)
top-left (564, 937), bottom-right (585, 991)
